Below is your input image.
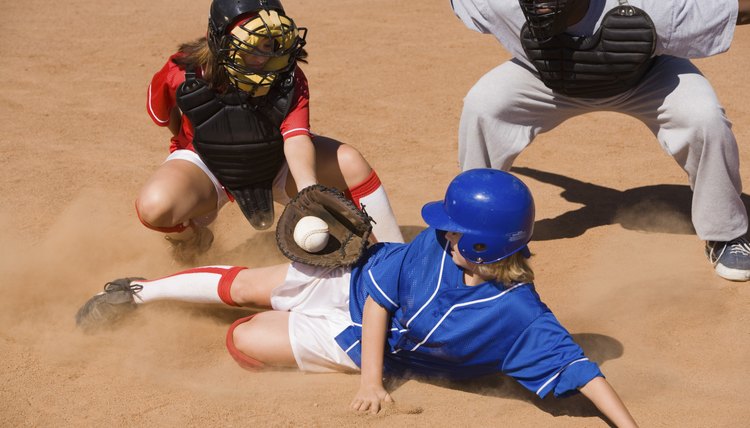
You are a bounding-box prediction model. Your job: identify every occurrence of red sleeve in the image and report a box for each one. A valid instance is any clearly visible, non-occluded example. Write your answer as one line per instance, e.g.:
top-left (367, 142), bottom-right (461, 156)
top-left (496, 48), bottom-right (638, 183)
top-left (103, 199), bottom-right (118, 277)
top-left (280, 66), bottom-right (312, 140)
top-left (146, 53), bottom-right (187, 127)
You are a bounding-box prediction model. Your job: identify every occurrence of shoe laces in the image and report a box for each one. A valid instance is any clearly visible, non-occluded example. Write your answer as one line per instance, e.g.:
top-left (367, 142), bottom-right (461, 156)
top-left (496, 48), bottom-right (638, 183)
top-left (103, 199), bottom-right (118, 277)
top-left (726, 237), bottom-right (750, 256)
top-left (707, 237), bottom-right (750, 265)
top-left (103, 280), bottom-right (143, 294)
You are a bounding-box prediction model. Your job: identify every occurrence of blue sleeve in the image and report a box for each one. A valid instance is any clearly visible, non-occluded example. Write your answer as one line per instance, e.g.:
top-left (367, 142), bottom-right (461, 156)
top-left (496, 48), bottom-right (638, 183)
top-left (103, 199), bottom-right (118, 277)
top-left (360, 244), bottom-right (409, 312)
top-left (501, 312), bottom-right (603, 398)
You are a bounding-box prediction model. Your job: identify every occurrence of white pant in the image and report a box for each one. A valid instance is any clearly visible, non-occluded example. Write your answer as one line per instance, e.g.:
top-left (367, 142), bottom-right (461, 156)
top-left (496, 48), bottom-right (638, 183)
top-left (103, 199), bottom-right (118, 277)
top-left (270, 263), bottom-right (359, 373)
top-left (459, 56), bottom-right (747, 241)
top-left (165, 150), bottom-right (292, 225)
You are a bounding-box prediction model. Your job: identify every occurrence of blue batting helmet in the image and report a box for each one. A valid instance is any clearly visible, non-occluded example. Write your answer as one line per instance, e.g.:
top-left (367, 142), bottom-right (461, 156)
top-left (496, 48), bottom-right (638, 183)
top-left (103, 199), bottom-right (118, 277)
top-left (421, 169), bottom-right (535, 264)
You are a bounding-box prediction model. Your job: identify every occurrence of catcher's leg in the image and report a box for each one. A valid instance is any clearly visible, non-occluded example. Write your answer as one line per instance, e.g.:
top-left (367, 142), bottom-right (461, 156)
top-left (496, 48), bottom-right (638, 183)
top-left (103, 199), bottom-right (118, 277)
top-left (305, 136), bottom-right (404, 243)
top-left (136, 150), bottom-right (228, 263)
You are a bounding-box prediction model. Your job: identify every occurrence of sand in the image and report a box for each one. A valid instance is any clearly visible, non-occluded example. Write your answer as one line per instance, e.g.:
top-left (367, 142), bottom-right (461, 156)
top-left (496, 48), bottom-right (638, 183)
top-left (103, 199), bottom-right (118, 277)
top-left (2, 0), bottom-right (749, 426)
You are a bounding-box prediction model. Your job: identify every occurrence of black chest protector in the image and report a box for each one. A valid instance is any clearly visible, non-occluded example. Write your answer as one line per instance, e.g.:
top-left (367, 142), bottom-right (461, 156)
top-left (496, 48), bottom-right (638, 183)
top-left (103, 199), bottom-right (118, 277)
top-left (176, 69), bottom-right (295, 230)
top-left (521, 4), bottom-right (656, 98)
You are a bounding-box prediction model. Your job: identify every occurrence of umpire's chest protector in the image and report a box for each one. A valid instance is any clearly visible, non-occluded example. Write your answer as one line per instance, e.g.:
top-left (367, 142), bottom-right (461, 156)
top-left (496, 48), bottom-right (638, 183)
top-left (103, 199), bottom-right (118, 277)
top-left (521, 5), bottom-right (656, 98)
top-left (176, 71), bottom-right (295, 189)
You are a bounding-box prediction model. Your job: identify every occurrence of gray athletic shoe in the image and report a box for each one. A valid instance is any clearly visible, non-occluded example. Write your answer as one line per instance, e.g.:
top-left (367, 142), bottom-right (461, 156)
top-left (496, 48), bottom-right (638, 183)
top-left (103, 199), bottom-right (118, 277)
top-left (75, 277), bottom-right (146, 332)
top-left (166, 227), bottom-right (214, 265)
top-left (705, 237), bottom-right (750, 282)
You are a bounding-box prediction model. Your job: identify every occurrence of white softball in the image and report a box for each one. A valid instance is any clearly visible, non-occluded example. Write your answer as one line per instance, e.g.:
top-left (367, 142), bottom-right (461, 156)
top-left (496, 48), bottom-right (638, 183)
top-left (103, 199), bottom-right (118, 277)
top-left (293, 216), bottom-right (330, 253)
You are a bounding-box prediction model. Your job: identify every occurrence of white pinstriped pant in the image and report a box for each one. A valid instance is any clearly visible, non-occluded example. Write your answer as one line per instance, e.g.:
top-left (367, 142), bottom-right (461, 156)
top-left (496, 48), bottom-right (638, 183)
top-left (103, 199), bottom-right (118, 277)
top-left (459, 55), bottom-right (747, 242)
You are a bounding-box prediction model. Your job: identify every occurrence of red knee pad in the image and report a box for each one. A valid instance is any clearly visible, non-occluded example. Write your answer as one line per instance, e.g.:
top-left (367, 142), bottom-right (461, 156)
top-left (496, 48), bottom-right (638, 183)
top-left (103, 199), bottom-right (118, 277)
top-left (226, 314), bottom-right (265, 370)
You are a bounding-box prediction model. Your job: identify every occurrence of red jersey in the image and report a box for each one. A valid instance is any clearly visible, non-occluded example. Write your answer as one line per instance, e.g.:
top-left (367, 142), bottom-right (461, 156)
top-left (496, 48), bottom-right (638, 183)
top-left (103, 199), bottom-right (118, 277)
top-left (146, 53), bottom-right (312, 153)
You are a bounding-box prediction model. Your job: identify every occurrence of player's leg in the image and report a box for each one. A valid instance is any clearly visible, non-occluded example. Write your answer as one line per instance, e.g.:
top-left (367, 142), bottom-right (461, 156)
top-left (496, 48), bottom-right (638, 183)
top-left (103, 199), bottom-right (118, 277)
top-left (136, 150), bottom-right (228, 263)
top-left (459, 59), bottom-right (582, 171)
top-left (75, 264), bottom-right (291, 332)
top-left (228, 263), bottom-right (358, 372)
top-left (229, 311), bottom-right (296, 368)
top-left (283, 136), bottom-right (404, 243)
top-left (621, 56), bottom-right (749, 280)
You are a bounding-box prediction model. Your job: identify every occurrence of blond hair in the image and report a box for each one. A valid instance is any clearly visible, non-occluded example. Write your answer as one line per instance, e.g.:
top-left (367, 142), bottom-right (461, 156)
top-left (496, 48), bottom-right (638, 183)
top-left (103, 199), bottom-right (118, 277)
top-left (473, 251), bottom-right (534, 284)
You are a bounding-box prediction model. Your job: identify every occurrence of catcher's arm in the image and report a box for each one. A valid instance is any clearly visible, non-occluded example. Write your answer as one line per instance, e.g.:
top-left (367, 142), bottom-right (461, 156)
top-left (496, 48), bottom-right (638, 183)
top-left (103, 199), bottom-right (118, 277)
top-left (167, 107), bottom-right (182, 136)
top-left (284, 134), bottom-right (318, 191)
top-left (350, 297), bottom-right (393, 414)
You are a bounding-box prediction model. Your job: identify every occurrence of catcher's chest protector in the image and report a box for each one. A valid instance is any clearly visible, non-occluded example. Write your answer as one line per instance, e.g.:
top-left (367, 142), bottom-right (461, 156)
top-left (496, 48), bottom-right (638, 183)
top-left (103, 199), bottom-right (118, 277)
top-left (521, 4), bottom-right (656, 98)
top-left (176, 69), bottom-right (296, 229)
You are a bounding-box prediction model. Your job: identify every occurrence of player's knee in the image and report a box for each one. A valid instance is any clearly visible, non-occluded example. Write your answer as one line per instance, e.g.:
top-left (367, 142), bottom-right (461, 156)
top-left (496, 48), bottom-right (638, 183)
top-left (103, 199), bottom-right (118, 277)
top-left (674, 102), bottom-right (729, 135)
top-left (337, 144), bottom-right (372, 185)
top-left (135, 190), bottom-right (180, 229)
top-left (232, 321), bottom-right (266, 363)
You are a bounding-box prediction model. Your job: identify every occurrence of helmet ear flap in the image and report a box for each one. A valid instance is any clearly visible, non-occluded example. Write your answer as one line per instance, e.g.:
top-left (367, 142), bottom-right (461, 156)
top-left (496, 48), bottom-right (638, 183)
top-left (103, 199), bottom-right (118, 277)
top-left (461, 239), bottom-right (490, 264)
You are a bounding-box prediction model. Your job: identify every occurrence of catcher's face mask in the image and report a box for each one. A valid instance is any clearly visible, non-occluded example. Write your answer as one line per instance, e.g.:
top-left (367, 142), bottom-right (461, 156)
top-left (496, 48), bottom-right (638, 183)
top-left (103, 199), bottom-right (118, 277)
top-left (217, 10), bottom-right (306, 97)
top-left (519, 0), bottom-right (577, 42)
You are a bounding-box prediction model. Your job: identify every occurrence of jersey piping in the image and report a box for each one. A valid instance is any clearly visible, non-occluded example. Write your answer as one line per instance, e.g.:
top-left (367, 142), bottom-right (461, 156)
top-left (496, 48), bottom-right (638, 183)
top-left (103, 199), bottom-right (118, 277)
top-left (403, 282), bottom-right (528, 353)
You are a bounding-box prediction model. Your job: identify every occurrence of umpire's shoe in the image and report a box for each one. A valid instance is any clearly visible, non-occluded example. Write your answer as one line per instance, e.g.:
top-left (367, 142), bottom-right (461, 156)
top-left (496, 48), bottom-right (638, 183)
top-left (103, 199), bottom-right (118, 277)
top-left (706, 237), bottom-right (750, 281)
top-left (75, 277), bottom-right (145, 332)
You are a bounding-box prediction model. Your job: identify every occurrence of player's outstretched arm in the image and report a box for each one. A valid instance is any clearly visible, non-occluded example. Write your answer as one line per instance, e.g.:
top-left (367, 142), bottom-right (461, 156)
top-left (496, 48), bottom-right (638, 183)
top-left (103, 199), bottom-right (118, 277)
top-left (350, 297), bottom-right (393, 414)
top-left (579, 377), bottom-right (638, 428)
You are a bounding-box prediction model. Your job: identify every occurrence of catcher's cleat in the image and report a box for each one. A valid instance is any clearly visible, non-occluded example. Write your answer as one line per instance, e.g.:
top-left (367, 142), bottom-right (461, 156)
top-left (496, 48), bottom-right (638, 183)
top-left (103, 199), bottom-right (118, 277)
top-left (75, 277), bottom-right (146, 333)
top-left (706, 237), bottom-right (750, 282)
top-left (166, 226), bottom-right (214, 265)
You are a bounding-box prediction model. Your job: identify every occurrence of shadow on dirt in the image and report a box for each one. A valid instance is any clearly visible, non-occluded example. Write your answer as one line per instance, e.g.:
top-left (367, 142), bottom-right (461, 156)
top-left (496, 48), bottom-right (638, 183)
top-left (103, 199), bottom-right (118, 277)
top-left (512, 166), bottom-right (750, 241)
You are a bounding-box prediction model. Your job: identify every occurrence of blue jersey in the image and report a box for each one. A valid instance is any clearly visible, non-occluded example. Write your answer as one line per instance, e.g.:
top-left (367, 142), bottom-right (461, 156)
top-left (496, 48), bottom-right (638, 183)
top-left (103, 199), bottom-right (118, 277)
top-left (335, 227), bottom-right (603, 398)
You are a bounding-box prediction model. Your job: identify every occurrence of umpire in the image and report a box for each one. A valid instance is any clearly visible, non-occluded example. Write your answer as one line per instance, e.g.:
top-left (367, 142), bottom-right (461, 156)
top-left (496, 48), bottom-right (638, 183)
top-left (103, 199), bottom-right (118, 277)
top-left (451, 0), bottom-right (750, 281)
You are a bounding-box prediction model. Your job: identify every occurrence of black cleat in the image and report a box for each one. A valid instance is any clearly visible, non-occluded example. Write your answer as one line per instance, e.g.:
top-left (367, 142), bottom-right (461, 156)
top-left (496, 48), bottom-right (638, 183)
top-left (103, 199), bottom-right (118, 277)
top-left (75, 277), bottom-right (146, 333)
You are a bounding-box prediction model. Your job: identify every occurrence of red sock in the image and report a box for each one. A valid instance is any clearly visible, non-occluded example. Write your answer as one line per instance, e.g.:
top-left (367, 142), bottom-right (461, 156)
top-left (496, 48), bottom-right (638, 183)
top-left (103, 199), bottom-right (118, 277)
top-left (346, 170), bottom-right (404, 243)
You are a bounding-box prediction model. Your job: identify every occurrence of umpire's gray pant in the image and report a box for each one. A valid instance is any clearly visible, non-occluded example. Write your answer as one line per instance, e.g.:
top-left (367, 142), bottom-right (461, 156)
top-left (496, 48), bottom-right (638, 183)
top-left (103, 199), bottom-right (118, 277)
top-left (459, 55), bottom-right (747, 242)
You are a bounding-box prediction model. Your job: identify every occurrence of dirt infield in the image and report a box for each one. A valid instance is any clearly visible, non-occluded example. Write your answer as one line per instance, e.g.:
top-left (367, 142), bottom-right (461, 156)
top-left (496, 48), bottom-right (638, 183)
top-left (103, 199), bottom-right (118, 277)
top-left (2, 0), bottom-right (749, 426)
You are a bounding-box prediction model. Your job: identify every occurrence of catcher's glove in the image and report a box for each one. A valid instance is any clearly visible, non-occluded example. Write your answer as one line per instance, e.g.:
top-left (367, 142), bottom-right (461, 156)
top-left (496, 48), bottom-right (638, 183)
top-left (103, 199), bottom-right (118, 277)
top-left (276, 185), bottom-right (373, 267)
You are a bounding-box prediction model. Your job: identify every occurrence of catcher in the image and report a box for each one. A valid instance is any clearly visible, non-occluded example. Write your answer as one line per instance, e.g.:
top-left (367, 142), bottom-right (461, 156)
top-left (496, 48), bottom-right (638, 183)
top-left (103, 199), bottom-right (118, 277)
top-left (137, 0), bottom-right (403, 264)
top-left (76, 169), bottom-right (637, 426)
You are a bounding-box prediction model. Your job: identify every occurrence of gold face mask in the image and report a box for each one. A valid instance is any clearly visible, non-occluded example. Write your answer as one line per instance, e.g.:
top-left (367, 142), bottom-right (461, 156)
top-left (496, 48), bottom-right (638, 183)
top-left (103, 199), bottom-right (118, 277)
top-left (223, 10), bottom-right (301, 96)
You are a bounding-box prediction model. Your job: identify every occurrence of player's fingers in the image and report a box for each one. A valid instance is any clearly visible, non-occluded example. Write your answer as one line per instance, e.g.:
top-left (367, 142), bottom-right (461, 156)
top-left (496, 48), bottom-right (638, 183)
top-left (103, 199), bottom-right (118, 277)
top-left (355, 400), bottom-right (370, 412)
top-left (384, 393), bottom-right (394, 403)
top-left (369, 401), bottom-right (381, 415)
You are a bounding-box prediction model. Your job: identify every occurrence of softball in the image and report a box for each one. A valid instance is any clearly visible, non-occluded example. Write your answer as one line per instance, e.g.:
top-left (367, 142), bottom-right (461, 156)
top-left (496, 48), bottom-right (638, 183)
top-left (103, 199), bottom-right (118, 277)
top-left (293, 216), bottom-right (330, 253)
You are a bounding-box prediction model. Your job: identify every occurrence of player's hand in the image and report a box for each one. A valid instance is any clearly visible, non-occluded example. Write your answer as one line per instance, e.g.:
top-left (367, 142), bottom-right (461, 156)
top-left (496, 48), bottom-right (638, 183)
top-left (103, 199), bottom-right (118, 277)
top-left (350, 384), bottom-right (394, 414)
